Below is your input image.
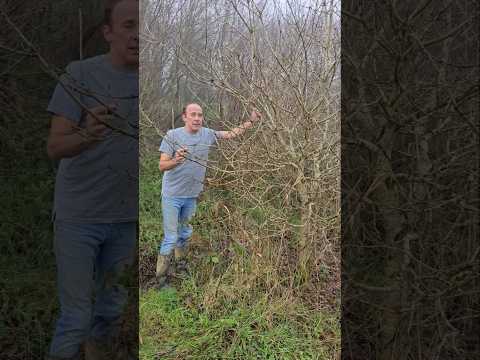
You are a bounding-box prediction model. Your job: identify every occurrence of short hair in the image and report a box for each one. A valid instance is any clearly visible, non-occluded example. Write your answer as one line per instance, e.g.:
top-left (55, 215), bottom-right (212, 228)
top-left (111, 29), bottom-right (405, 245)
top-left (103, 0), bottom-right (123, 25)
top-left (182, 103), bottom-right (202, 115)
top-left (82, 0), bottom-right (133, 52)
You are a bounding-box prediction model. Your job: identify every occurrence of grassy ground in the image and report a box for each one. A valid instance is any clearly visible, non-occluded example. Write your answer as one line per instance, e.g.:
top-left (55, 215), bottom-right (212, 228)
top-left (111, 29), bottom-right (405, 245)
top-left (0, 114), bottom-right (58, 359)
top-left (139, 155), bottom-right (340, 360)
top-left (1, 144), bottom-right (339, 358)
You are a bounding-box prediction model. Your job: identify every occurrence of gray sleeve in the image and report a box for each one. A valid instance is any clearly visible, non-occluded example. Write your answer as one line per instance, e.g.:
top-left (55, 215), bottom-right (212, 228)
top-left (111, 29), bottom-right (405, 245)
top-left (159, 130), bottom-right (176, 156)
top-left (207, 127), bottom-right (220, 144)
top-left (46, 61), bottom-right (84, 124)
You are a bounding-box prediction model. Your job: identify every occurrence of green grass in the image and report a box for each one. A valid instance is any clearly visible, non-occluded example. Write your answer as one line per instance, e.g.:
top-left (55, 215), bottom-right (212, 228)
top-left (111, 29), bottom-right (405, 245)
top-left (1, 117), bottom-right (58, 358)
top-left (140, 287), bottom-right (339, 360)
top-left (1, 144), bottom-right (340, 358)
top-left (139, 154), bottom-right (340, 359)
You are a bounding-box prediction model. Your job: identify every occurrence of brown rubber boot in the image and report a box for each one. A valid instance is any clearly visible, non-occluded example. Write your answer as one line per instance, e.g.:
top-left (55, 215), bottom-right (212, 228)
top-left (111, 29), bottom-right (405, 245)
top-left (174, 247), bottom-right (189, 277)
top-left (156, 254), bottom-right (171, 288)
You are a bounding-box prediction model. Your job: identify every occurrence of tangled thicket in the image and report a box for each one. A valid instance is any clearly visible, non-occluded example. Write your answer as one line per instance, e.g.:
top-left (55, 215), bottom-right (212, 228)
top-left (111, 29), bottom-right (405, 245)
top-left (140, 0), bottom-right (341, 308)
top-left (342, 1), bottom-right (479, 359)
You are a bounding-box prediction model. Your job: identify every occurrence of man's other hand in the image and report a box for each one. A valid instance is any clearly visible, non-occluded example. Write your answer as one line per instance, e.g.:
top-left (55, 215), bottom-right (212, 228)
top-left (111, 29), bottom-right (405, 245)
top-left (85, 105), bottom-right (115, 140)
top-left (174, 147), bottom-right (188, 164)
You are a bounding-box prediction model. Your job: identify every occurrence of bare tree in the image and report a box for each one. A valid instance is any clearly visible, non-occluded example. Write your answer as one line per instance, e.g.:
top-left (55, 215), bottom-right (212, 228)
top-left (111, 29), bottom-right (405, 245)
top-left (140, 0), bottom-right (341, 303)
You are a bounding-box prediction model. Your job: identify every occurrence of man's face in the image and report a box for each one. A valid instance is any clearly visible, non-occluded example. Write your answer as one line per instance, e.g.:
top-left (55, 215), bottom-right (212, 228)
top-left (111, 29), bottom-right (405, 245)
top-left (183, 104), bottom-right (204, 133)
top-left (103, 0), bottom-right (139, 69)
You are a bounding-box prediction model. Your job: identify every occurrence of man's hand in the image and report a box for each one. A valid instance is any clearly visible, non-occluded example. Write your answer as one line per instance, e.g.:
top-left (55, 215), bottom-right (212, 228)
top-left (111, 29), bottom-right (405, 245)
top-left (47, 104), bottom-right (116, 160)
top-left (249, 109), bottom-right (262, 123)
top-left (173, 147), bottom-right (188, 164)
top-left (159, 147), bottom-right (188, 171)
top-left (84, 105), bottom-right (115, 140)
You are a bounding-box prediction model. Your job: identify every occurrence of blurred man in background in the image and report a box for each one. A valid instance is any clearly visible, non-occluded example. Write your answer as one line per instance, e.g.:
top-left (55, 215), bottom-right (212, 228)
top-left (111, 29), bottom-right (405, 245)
top-left (46, 0), bottom-right (138, 358)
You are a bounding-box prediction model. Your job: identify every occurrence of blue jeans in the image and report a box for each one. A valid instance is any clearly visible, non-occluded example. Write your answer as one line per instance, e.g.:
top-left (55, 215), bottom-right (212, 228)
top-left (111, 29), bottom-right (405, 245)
top-left (159, 196), bottom-right (197, 256)
top-left (49, 221), bottom-right (136, 358)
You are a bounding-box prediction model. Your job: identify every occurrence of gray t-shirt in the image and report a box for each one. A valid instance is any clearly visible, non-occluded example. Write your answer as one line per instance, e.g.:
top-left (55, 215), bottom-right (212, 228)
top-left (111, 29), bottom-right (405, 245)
top-left (159, 127), bottom-right (218, 197)
top-left (47, 54), bottom-right (138, 223)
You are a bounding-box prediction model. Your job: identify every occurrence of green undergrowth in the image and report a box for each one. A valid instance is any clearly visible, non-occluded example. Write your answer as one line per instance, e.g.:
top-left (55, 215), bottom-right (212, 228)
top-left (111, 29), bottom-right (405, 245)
top-left (140, 154), bottom-right (164, 257)
top-left (1, 114), bottom-right (58, 357)
top-left (139, 154), bottom-right (340, 359)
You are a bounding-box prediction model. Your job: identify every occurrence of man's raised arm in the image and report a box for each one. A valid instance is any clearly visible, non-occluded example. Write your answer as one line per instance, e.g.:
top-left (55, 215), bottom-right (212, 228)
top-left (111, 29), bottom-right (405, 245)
top-left (215, 109), bottom-right (261, 140)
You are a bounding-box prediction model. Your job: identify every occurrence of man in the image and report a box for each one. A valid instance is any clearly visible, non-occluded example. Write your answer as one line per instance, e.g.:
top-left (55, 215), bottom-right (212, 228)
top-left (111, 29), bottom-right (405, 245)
top-left (46, 0), bottom-right (138, 359)
top-left (156, 103), bottom-right (261, 287)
